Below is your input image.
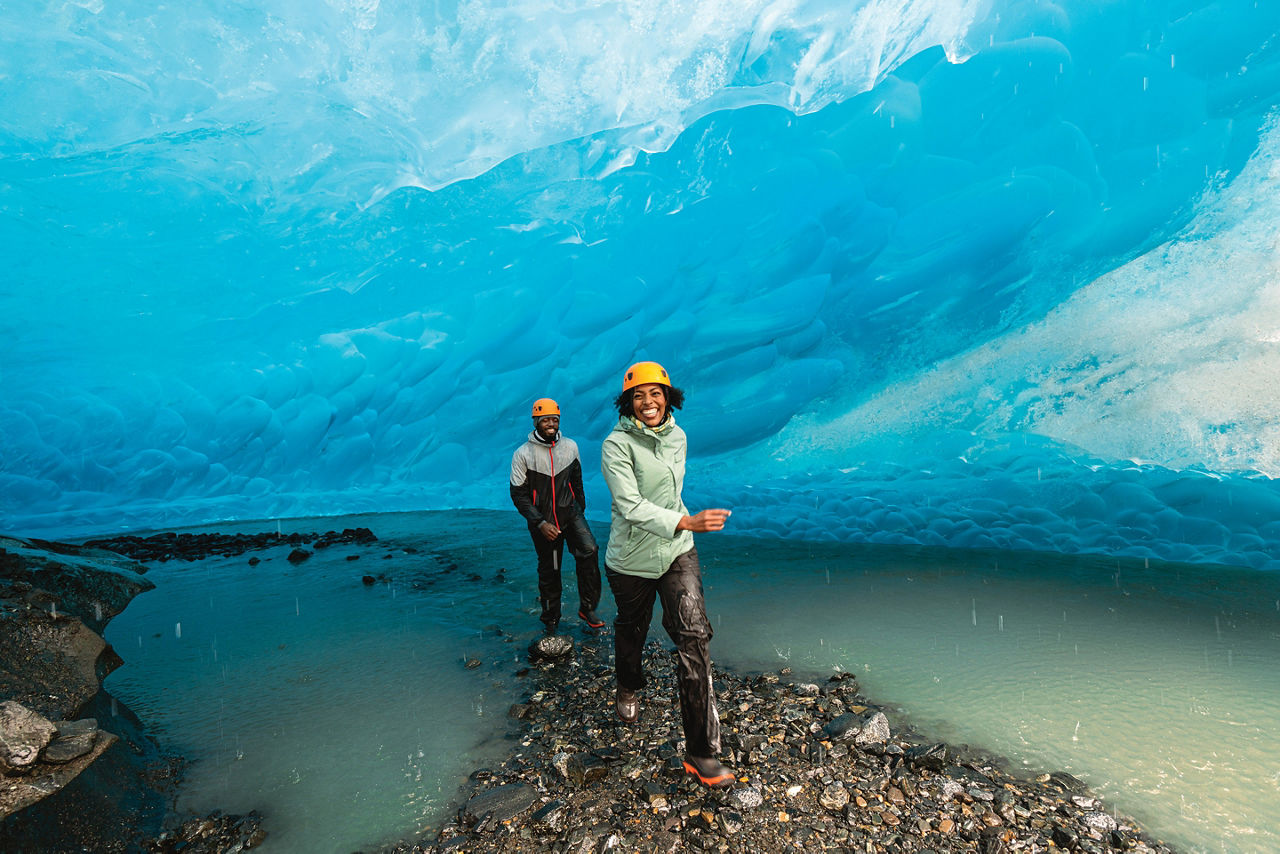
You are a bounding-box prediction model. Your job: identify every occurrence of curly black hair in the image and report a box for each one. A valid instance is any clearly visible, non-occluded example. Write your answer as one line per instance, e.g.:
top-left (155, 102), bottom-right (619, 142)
top-left (614, 384), bottom-right (685, 418)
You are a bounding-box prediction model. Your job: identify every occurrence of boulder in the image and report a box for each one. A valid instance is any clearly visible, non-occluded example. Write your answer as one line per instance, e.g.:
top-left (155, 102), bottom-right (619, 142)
top-left (0, 702), bottom-right (57, 775)
top-left (528, 634), bottom-right (574, 661)
top-left (0, 701), bottom-right (117, 820)
top-left (822, 709), bottom-right (891, 747)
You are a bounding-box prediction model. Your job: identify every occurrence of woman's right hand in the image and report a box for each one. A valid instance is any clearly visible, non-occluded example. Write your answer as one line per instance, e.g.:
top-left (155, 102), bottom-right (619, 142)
top-left (678, 508), bottom-right (731, 532)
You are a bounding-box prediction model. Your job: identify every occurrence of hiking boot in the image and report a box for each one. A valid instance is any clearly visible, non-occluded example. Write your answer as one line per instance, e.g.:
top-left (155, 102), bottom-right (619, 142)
top-left (578, 608), bottom-right (605, 629)
top-left (615, 687), bottom-right (639, 724)
top-left (682, 755), bottom-right (735, 788)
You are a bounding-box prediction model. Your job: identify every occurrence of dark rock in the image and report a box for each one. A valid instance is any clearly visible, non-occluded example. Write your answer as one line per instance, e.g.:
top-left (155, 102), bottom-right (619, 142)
top-left (83, 527), bottom-right (377, 563)
top-left (822, 712), bottom-right (862, 742)
top-left (286, 548), bottom-right (311, 564)
top-left (565, 753), bottom-right (608, 788)
top-left (148, 809), bottom-right (267, 853)
top-left (41, 730), bottom-right (98, 764)
top-left (905, 742), bottom-right (950, 771)
top-left (1045, 770), bottom-right (1089, 793)
top-left (462, 783), bottom-right (538, 824)
top-left (530, 799), bottom-right (567, 831)
top-left (1052, 824), bottom-right (1079, 849)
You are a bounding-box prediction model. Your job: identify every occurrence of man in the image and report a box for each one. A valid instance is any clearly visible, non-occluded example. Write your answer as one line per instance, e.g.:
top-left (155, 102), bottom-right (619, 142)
top-left (510, 397), bottom-right (604, 634)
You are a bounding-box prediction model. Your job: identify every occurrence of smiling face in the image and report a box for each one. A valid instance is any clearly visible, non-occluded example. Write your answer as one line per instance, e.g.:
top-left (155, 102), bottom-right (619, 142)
top-left (631, 383), bottom-right (667, 428)
top-left (535, 414), bottom-right (560, 441)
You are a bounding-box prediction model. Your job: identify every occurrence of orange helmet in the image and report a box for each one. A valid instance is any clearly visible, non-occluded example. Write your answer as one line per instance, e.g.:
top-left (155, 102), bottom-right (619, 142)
top-left (531, 398), bottom-right (560, 417)
top-left (621, 361), bottom-right (671, 391)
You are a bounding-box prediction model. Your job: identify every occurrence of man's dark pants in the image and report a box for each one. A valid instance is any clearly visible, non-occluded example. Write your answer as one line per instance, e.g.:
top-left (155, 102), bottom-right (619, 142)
top-left (528, 509), bottom-right (600, 629)
top-left (606, 546), bottom-right (721, 758)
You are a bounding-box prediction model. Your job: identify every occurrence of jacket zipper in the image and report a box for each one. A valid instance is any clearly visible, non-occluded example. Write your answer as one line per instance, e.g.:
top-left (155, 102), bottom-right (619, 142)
top-left (547, 441), bottom-right (560, 529)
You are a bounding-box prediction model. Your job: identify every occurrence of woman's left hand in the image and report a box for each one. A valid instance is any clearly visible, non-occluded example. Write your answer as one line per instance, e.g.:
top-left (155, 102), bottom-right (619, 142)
top-left (678, 509), bottom-right (731, 532)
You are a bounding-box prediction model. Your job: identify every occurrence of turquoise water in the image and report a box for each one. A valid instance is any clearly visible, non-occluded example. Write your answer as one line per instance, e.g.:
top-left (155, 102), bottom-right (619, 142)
top-left (104, 510), bottom-right (1280, 853)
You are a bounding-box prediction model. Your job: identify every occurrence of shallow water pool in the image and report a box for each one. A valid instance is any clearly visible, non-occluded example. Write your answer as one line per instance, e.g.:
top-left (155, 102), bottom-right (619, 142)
top-left (103, 510), bottom-right (1280, 853)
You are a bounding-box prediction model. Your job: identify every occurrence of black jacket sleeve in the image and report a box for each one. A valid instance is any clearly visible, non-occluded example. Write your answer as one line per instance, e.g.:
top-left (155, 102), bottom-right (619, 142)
top-left (569, 458), bottom-right (586, 513)
top-left (510, 482), bottom-right (542, 525)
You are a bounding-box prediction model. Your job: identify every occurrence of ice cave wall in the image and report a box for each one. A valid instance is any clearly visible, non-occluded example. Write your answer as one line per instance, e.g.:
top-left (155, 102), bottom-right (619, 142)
top-left (3, 0), bottom-right (1280, 569)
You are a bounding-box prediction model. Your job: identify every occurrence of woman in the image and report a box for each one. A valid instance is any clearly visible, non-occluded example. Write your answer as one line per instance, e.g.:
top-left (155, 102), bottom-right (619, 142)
top-left (600, 360), bottom-right (735, 788)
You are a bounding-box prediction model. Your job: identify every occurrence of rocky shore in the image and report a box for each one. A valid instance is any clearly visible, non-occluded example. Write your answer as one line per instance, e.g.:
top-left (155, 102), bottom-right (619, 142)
top-left (0, 535), bottom-right (169, 851)
top-left (400, 632), bottom-right (1176, 853)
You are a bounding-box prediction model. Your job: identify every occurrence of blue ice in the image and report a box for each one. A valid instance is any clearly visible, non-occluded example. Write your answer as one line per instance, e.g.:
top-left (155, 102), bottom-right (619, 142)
top-left (3, 0), bottom-right (1280, 572)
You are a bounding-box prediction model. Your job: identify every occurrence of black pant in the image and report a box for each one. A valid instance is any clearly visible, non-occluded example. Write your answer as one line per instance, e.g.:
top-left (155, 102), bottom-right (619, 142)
top-left (529, 510), bottom-right (600, 629)
top-left (607, 547), bottom-right (720, 758)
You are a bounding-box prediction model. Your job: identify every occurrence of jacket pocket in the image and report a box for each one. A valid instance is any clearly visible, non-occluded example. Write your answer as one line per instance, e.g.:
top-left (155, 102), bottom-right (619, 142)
top-left (617, 524), bottom-right (651, 567)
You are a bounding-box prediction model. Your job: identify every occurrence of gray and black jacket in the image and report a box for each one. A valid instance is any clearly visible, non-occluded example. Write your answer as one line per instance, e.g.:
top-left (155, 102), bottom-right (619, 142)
top-left (510, 431), bottom-right (587, 529)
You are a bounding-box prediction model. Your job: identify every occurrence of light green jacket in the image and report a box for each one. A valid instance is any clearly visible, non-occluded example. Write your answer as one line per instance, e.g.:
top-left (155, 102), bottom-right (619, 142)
top-left (601, 415), bottom-right (693, 579)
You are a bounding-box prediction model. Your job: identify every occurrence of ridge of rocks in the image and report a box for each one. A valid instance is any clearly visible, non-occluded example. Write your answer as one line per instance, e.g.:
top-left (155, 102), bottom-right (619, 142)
top-left (398, 632), bottom-right (1176, 854)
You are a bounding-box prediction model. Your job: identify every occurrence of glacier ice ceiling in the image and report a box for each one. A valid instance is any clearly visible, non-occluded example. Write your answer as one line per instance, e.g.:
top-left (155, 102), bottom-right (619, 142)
top-left (4, 0), bottom-right (1280, 569)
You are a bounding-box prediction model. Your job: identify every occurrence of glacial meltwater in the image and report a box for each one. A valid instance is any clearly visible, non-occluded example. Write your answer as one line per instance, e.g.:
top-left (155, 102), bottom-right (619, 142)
top-left (102, 510), bottom-right (1280, 853)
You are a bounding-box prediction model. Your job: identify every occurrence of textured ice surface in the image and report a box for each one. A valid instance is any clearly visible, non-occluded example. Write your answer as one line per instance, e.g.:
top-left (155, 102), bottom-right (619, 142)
top-left (4, 0), bottom-right (1280, 569)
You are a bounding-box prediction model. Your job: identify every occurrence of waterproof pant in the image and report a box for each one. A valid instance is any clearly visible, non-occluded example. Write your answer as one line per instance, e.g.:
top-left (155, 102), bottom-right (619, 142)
top-left (607, 547), bottom-right (721, 758)
top-left (529, 509), bottom-right (600, 630)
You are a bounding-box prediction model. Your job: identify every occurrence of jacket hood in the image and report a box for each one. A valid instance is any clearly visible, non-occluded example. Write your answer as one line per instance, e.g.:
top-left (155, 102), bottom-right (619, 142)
top-left (528, 428), bottom-right (560, 445)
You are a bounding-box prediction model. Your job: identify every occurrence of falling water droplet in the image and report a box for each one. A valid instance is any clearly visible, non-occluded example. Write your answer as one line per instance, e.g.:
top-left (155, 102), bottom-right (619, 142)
top-left (296, 597), bottom-right (300, 615)
top-left (998, 615), bottom-right (1004, 632)
top-left (971, 598), bottom-right (977, 626)
top-left (175, 622), bottom-right (182, 639)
